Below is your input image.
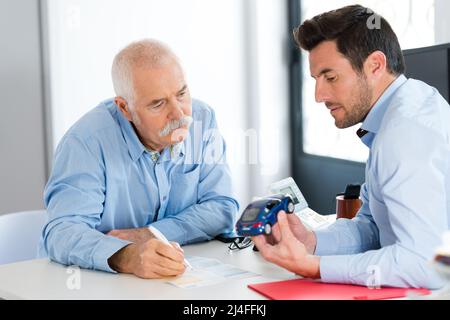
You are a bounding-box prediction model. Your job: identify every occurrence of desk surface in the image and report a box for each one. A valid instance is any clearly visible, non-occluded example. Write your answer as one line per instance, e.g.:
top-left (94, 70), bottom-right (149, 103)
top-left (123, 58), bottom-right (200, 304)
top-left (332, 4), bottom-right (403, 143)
top-left (0, 240), bottom-right (297, 300)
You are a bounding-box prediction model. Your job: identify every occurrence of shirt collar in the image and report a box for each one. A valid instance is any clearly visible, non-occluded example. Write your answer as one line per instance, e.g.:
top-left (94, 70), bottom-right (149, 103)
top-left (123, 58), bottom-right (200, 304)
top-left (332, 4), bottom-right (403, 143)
top-left (360, 74), bottom-right (407, 135)
top-left (146, 142), bottom-right (185, 163)
top-left (115, 104), bottom-right (146, 162)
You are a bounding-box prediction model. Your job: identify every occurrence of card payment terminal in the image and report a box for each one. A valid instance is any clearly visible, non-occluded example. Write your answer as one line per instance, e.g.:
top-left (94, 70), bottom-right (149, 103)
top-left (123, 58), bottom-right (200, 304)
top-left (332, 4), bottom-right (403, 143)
top-left (269, 177), bottom-right (332, 230)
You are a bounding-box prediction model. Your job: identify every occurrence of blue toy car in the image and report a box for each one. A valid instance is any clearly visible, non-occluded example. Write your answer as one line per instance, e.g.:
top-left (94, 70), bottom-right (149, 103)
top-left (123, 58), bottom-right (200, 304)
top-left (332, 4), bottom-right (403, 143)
top-left (235, 194), bottom-right (295, 236)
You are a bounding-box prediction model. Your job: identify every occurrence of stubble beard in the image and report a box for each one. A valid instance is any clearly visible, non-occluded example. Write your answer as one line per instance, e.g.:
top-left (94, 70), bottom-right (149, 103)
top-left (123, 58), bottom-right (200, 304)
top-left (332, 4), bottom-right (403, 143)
top-left (335, 76), bottom-right (373, 129)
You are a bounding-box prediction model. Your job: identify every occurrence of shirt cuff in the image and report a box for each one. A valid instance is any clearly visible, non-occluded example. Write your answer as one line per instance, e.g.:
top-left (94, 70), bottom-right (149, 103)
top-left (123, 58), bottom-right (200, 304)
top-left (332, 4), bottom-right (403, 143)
top-left (93, 236), bottom-right (132, 273)
top-left (319, 255), bottom-right (351, 284)
top-left (314, 227), bottom-right (339, 256)
top-left (149, 219), bottom-right (186, 244)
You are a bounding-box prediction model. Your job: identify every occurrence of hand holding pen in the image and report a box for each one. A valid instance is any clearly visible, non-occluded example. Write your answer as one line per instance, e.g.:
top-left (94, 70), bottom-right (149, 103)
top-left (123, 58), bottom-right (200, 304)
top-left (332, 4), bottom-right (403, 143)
top-left (148, 225), bottom-right (193, 270)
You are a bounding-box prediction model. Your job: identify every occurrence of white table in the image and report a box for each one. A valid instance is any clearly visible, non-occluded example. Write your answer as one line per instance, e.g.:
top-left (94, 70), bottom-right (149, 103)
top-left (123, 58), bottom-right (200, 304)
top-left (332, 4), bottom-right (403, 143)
top-left (0, 240), bottom-right (297, 300)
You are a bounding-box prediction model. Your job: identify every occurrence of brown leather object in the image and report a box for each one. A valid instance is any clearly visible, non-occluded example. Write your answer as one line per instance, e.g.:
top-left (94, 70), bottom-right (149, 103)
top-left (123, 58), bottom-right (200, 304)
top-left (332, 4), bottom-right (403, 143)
top-left (336, 195), bottom-right (362, 219)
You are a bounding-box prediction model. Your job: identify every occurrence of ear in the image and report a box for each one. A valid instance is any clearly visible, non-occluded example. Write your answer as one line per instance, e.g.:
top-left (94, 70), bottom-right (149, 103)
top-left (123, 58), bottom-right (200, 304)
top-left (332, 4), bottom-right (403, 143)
top-left (364, 50), bottom-right (387, 80)
top-left (114, 96), bottom-right (132, 121)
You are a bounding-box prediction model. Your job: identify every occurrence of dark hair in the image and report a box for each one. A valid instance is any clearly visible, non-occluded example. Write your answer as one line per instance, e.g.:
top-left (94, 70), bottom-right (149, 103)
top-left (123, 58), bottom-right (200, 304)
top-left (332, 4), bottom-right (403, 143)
top-left (294, 5), bottom-right (405, 75)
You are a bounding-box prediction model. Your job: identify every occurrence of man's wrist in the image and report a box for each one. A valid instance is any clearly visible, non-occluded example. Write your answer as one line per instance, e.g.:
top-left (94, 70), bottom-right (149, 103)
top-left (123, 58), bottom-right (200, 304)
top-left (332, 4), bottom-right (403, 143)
top-left (135, 227), bottom-right (155, 242)
top-left (108, 243), bottom-right (136, 273)
top-left (305, 230), bottom-right (317, 254)
top-left (303, 255), bottom-right (321, 279)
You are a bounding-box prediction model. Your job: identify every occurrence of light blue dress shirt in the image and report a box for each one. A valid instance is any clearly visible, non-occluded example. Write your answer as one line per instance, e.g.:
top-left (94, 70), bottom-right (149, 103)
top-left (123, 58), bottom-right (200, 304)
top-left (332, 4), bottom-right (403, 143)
top-left (315, 75), bottom-right (450, 289)
top-left (40, 98), bottom-right (239, 273)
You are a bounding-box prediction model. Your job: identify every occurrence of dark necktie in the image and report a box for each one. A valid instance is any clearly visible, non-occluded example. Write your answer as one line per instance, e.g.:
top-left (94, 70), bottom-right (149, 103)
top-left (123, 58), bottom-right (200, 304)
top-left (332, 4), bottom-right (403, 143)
top-left (356, 128), bottom-right (369, 138)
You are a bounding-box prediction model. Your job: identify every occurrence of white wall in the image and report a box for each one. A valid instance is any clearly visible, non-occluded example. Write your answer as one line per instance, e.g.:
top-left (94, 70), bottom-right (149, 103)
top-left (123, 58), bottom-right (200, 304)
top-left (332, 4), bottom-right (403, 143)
top-left (245, 0), bottom-right (291, 198)
top-left (435, 0), bottom-right (450, 44)
top-left (0, 0), bottom-right (47, 215)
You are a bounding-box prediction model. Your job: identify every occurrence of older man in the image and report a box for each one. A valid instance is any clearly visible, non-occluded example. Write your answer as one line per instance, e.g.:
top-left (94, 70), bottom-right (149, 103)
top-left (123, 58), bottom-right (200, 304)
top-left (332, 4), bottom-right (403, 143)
top-left (40, 39), bottom-right (239, 279)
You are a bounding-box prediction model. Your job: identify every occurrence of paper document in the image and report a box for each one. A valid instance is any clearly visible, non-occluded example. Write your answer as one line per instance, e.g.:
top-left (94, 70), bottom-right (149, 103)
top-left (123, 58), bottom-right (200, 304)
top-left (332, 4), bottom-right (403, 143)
top-left (166, 256), bottom-right (258, 288)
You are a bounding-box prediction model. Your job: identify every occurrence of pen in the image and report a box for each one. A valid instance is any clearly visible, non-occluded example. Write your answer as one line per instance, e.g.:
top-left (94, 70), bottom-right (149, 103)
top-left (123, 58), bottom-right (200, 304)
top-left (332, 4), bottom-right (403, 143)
top-left (148, 225), bottom-right (193, 269)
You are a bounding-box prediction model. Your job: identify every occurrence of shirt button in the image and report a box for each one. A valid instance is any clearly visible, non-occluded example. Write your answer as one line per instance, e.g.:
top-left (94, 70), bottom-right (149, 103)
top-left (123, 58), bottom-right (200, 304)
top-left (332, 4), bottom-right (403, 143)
top-left (163, 196), bottom-right (167, 201)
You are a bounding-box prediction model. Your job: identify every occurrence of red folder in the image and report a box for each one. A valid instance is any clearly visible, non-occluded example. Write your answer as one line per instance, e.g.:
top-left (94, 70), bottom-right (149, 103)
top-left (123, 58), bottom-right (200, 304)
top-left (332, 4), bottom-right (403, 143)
top-left (248, 279), bottom-right (431, 300)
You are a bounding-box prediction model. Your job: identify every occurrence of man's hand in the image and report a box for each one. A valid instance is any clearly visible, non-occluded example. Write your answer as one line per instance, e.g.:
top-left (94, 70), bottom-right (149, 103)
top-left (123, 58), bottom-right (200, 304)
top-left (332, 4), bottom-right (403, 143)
top-left (108, 238), bottom-right (186, 279)
top-left (272, 211), bottom-right (317, 254)
top-left (252, 212), bottom-right (321, 279)
top-left (107, 227), bottom-right (154, 243)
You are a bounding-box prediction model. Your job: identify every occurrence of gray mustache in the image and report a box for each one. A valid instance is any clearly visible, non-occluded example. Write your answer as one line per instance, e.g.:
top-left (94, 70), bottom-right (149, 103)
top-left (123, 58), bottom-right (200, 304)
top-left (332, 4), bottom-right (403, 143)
top-left (158, 116), bottom-right (193, 137)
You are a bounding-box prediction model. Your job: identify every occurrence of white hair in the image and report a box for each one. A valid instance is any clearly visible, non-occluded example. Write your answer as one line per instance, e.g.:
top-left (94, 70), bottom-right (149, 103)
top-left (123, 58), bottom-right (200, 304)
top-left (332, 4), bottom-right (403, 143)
top-left (111, 39), bottom-right (180, 105)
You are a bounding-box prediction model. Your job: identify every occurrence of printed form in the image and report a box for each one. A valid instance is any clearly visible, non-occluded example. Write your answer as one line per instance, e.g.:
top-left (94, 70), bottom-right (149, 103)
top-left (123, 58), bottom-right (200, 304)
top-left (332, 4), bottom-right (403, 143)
top-left (166, 256), bottom-right (258, 288)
